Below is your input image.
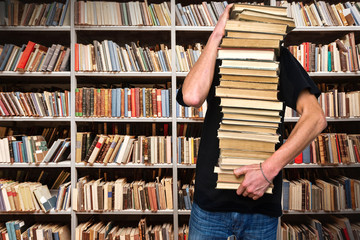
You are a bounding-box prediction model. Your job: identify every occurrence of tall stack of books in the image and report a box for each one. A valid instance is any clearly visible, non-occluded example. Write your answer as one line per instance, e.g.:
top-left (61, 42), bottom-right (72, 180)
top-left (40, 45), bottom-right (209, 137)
top-left (215, 4), bottom-right (295, 192)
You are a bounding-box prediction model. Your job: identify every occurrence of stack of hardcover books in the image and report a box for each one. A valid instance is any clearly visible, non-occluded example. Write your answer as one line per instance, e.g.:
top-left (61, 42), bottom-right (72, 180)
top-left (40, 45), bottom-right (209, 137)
top-left (215, 4), bottom-right (295, 192)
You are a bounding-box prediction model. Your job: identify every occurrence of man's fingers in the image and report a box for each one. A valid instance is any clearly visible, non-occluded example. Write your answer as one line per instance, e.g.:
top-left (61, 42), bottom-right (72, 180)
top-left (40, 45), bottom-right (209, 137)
top-left (234, 166), bottom-right (247, 177)
top-left (236, 184), bottom-right (246, 196)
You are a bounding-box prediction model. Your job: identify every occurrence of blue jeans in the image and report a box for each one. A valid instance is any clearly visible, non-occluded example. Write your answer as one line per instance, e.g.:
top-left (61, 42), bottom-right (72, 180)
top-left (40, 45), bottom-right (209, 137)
top-left (189, 203), bottom-right (278, 240)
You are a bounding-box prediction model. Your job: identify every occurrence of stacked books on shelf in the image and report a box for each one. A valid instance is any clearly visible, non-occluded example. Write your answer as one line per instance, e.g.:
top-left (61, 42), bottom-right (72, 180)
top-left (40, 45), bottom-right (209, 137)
top-left (0, 41), bottom-right (70, 72)
top-left (75, 41), bottom-right (171, 72)
top-left (280, 1), bottom-right (360, 27)
top-left (0, 179), bottom-right (70, 212)
top-left (75, 1), bottom-right (171, 26)
top-left (175, 1), bottom-right (228, 26)
top-left (76, 219), bottom-right (173, 240)
top-left (0, 221), bottom-right (70, 240)
top-left (282, 175), bottom-right (360, 212)
top-left (281, 216), bottom-right (360, 240)
top-left (0, 135), bottom-right (70, 164)
top-left (0, 0), bottom-right (70, 26)
top-left (177, 137), bottom-right (200, 164)
top-left (214, 4), bottom-right (294, 191)
top-left (0, 90), bottom-right (71, 117)
top-left (288, 33), bottom-right (360, 73)
top-left (73, 177), bottom-right (173, 212)
top-left (287, 133), bottom-right (360, 165)
top-left (178, 183), bottom-right (194, 210)
top-left (75, 87), bottom-right (170, 118)
top-left (175, 43), bottom-right (204, 72)
top-left (76, 133), bottom-right (172, 165)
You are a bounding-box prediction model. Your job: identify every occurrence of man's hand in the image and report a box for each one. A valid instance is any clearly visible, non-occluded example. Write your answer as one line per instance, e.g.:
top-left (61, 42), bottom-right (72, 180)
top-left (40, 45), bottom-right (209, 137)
top-left (212, 4), bottom-right (233, 39)
top-left (234, 164), bottom-right (272, 200)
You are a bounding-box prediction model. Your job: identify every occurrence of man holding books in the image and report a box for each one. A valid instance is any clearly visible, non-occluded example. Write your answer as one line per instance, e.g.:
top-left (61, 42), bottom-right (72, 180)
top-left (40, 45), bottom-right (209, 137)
top-left (177, 4), bottom-right (327, 240)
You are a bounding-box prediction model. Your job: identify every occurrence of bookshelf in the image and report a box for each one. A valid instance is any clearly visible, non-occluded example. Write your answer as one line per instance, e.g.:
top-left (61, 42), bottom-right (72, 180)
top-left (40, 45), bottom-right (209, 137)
top-left (1, 0), bottom-right (360, 239)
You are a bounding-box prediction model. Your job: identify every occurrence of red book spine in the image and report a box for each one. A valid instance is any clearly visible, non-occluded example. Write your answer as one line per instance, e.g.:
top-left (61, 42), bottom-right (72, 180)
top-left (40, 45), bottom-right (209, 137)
top-left (135, 88), bottom-right (140, 117)
top-left (294, 152), bottom-right (303, 164)
top-left (75, 43), bottom-right (79, 71)
top-left (306, 42), bottom-right (310, 72)
top-left (156, 89), bottom-right (162, 117)
top-left (0, 98), bottom-right (9, 116)
top-left (16, 41), bottom-right (36, 71)
top-left (354, 145), bottom-right (360, 163)
top-left (18, 142), bottom-right (23, 163)
top-left (131, 88), bottom-right (136, 117)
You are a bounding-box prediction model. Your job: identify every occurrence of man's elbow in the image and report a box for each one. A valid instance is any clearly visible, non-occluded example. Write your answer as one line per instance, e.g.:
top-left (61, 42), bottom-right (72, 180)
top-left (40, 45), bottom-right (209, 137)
top-left (316, 109), bottom-right (327, 133)
top-left (183, 93), bottom-right (203, 108)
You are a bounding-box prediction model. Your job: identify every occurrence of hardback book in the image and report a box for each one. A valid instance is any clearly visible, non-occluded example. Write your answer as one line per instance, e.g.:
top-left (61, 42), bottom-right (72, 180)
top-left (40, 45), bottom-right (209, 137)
top-left (215, 87), bottom-right (278, 101)
top-left (226, 31), bottom-right (284, 40)
top-left (230, 4), bottom-right (288, 18)
top-left (219, 123), bottom-right (278, 135)
top-left (219, 138), bottom-right (276, 153)
top-left (225, 20), bottom-right (288, 35)
top-left (221, 106), bottom-right (281, 116)
top-left (217, 47), bottom-right (276, 61)
top-left (221, 38), bottom-right (281, 49)
top-left (220, 97), bottom-right (284, 111)
top-left (217, 130), bottom-right (280, 143)
top-left (222, 112), bottom-right (282, 123)
top-left (219, 79), bottom-right (278, 90)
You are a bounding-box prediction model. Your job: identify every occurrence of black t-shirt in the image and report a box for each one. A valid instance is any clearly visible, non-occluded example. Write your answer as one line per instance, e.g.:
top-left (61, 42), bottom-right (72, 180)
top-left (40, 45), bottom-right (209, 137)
top-left (176, 47), bottom-right (321, 217)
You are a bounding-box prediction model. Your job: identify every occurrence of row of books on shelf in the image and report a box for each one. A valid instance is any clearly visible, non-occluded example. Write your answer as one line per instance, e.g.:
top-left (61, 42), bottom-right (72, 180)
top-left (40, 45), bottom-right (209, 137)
top-left (75, 41), bottom-right (204, 73)
top-left (76, 134), bottom-right (172, 165)
top-left (280, 216), bottom-right (360, 240)
top-left (177, 137), bottom-right (200, 165)
top-left (0, 91), bottom-right (70, 117)
top-left (76, 1), bottom-right (171, 26)
top-left (178, 225), bottom-right (189, 240)
top-left (176, 89), bottom-right (207, 119)
top-left (178, 183), bottom-right (194, 210)
top-left (282, 1), bottom-right (360, 27)
top-left (75, 41), bottom-right (171, 72)
top-left (0, 42), bottom-right (70, 72)
top-left (282, 175), bottom-right (360, 212)
top-left (288, 33), bottom-right (360, 73)
top-left (0, 179), bottom-right (70, 212)
top-left (76, 219), bottom-right (172, 240)
top-left (1, 221), bottom-right (70, 240)
top-left (285, 89), bottom-right (360, 119)
top-left (75, 87), bottom-right (171, 118)
top-left (288, 133), bottom-right (360, 165)
top-left (73, 177), bottom-right (173, 212)
top-left (175, 1), bottom-right (227, 26)
top-left (0, 0), bottom-right (70, 26)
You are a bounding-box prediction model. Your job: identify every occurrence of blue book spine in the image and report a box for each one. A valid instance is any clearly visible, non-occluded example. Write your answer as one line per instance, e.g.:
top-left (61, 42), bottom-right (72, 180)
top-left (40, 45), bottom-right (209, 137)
top-left (282, 181), bottom-right (289, 211)
top-left (46, 2), bottom-right (56, 26)
top-left (52, 3), bottom-right (63, 25)
top-left (112, 41), bottom-right (120, 71)
top-left (142, 88), bottom-right (146, 117)
top-left (157, 51), bottom-right (166, 71)
top-left (5, 221), bottom-right (14, 240)
top-left (59, 0), bottom-right (69, 26)
top-left (12, 142), bottom-right (18, 163)
top-left (303, 145), bottom-right (311, 164)
top-left (185, 106), bottom-right (188, 118)
top-left (108, 41), bottom-right (116, 71)
top-left (116, 88), bottom-right (121, 117)
top-left (165, 89), bottom-right (169, 117)
top-left (187, 6), bottom-right (198, 26)
top-left (186, 187), bottom-right (192, 209)
top-left (309, 182), bottom-right (312, 210)
top-left (111, 89), bottom-right (116, 117)
top-left (0, 44), bottom-right (10, 67)
top-left (53, 92), bottom-right (59, 116)
top-left (21, 136), bottom-right (28, 163)
top-left (124, 88), bottom-right (128, 117)
top-left (161, 90), bottom-right (166, 118)
top-left (0, 44), bottom-right (14, 71)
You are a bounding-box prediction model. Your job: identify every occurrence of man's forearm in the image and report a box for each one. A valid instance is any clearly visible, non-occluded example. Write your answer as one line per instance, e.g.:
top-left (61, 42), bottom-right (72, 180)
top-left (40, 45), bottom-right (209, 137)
top-left (182, 33), bottom-right (222, 108)
top-left (181, 4), bottom-right (232, 108)
top-left (262, 93), bottom-right (327, 180)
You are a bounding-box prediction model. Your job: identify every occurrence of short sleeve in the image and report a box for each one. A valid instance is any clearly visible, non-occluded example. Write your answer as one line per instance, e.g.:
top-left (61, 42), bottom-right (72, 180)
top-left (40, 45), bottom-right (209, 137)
top-left (278, 47), bottom-right (321, 110)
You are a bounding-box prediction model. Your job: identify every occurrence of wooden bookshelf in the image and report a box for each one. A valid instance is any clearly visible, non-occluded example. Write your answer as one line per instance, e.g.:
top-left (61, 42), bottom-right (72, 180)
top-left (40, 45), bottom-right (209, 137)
top-left (1, 0), bottom-right (360, 239)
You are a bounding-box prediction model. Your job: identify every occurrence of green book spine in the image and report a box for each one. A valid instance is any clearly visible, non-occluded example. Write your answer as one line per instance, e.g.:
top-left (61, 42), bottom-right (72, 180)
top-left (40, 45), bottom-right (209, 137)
top-left (75, 88), bottom-right (79, 117)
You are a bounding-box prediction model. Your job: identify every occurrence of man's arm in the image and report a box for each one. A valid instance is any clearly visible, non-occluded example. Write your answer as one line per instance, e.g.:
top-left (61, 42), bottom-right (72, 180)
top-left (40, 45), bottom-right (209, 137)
top-left (234, 89), bottom-right (327, 200)
top-left (181, 4), bottom-right (233, 108)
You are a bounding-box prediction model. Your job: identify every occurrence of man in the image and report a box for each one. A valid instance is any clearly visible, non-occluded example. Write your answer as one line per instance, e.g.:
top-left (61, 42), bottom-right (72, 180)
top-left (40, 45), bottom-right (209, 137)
top-left (176, 4), bottom-right (327, 240)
